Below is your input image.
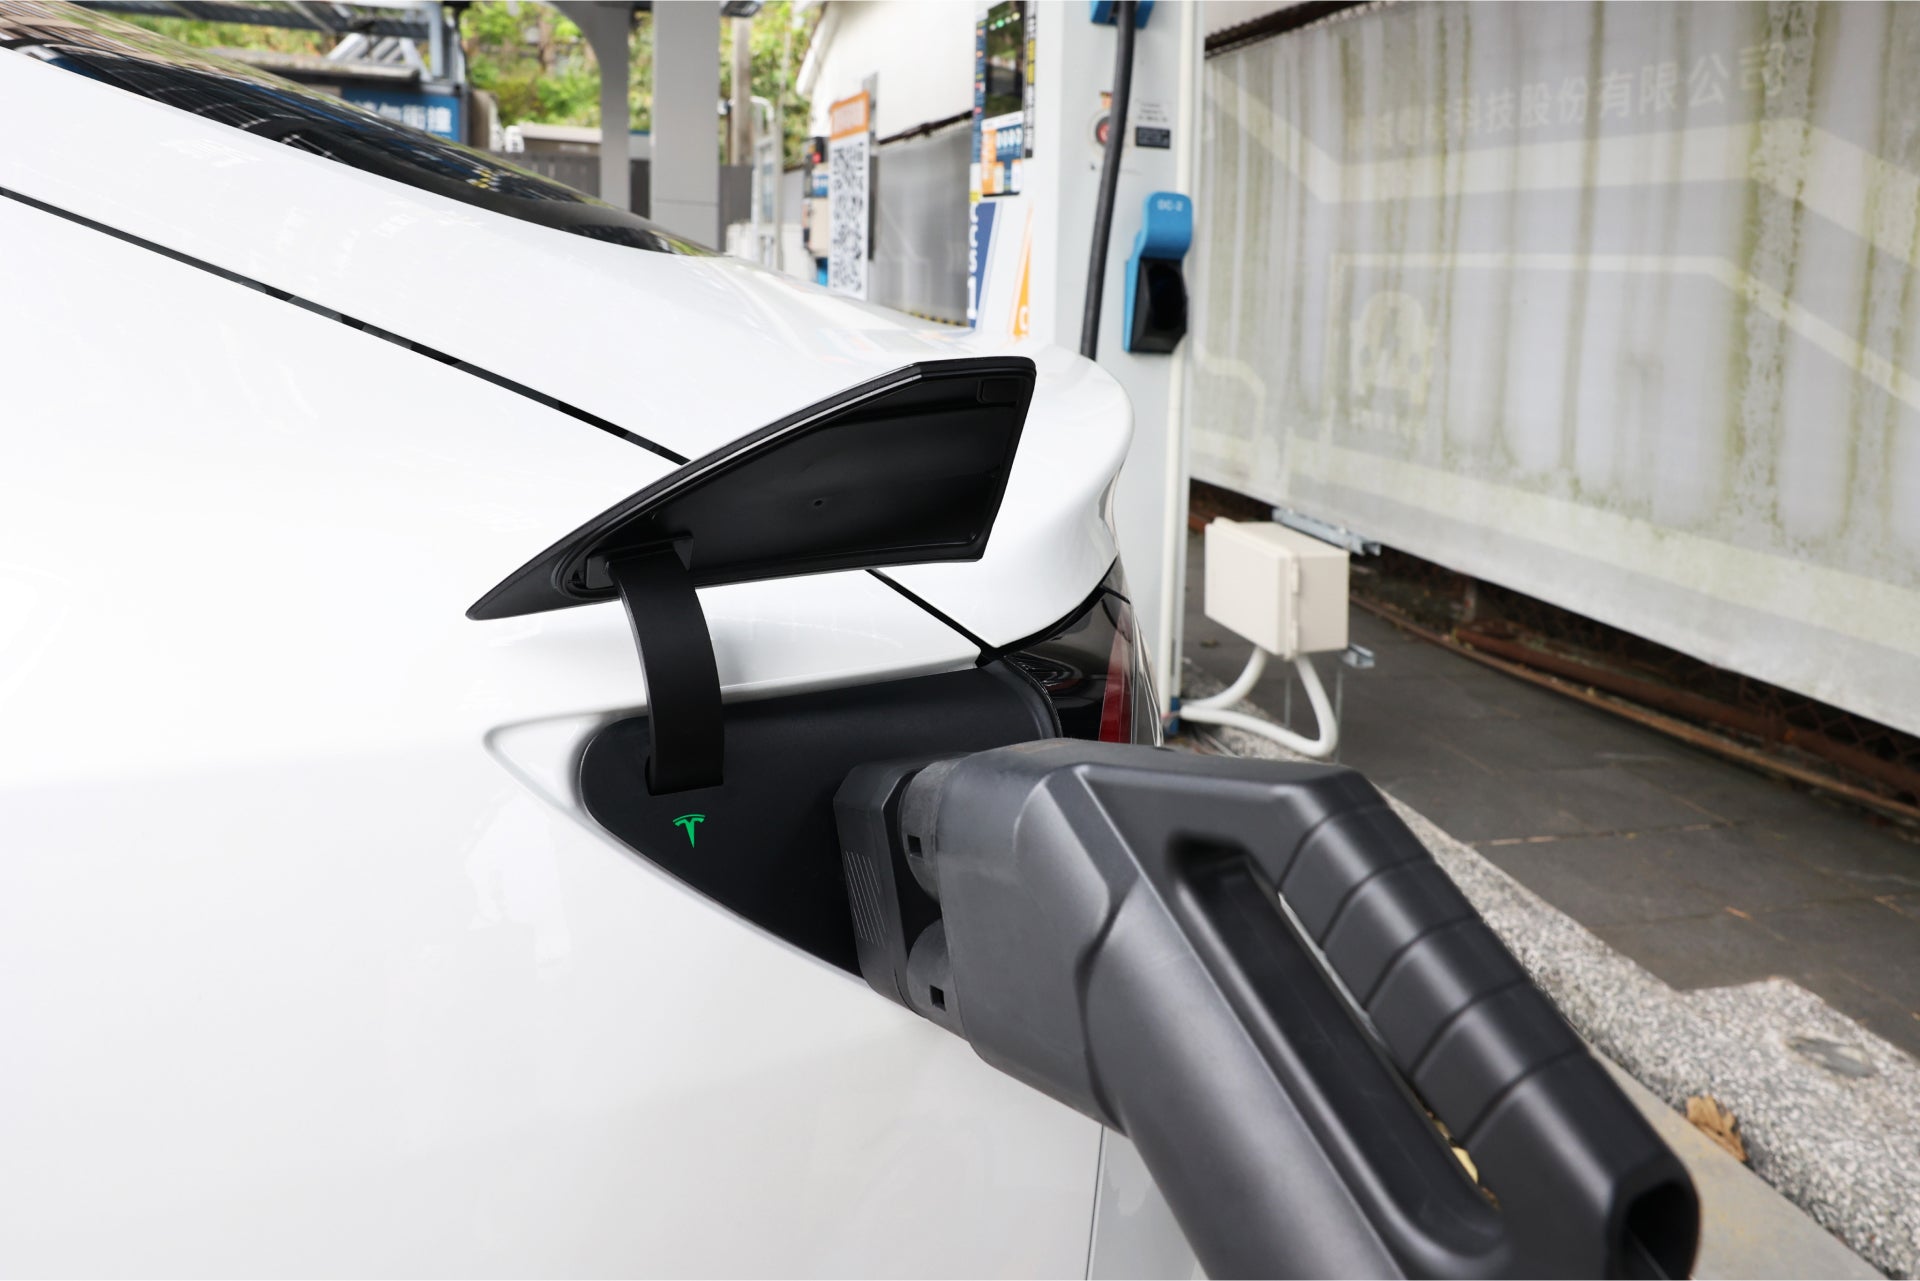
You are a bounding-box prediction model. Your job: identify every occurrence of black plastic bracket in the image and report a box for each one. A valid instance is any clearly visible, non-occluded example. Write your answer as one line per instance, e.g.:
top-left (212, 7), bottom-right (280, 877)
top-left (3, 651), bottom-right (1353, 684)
top-left (607, 545), bottom-right (722, 794)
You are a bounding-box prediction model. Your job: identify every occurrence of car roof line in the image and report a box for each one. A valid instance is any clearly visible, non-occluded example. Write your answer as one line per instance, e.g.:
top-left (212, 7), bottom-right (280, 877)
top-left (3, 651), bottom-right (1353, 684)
top-left (0, 183), bottom-right (689, 467)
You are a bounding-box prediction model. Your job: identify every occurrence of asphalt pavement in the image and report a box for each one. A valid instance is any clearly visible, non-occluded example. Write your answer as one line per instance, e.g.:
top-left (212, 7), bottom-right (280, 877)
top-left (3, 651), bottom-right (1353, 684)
top-left (1181, 538), bottom-right (1920, 1058)
top-left (1175, 532), bottom-right (1920, 1275)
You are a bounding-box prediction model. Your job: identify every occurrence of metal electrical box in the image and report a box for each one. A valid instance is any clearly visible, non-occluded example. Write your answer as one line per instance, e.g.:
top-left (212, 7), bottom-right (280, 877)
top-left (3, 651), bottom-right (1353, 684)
top-left (1203, 519), bottom-right (1348, 658)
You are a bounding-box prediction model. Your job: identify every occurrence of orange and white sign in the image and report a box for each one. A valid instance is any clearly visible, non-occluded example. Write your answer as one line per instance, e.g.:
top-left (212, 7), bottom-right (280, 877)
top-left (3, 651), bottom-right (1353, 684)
top-left (828, 90), bottom-right (870, 141)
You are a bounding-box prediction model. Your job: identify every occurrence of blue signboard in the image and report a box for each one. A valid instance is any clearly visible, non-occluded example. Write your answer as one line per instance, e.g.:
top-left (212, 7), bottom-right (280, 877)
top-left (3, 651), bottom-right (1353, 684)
top-left (341, 87), bottom-right (461, 141)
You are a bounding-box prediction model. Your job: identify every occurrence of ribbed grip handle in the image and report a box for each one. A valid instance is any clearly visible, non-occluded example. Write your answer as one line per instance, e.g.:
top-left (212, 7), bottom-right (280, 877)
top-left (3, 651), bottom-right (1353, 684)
top-left (1263, 805), bottom-right (1576, 1141)
top-left (1250, 795), bottom-right (1696, 1276)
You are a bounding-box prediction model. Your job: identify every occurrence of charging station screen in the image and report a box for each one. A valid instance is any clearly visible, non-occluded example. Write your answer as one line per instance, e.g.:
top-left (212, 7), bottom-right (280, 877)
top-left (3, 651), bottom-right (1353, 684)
top-left (983, 2), bottom-right (1025, 120)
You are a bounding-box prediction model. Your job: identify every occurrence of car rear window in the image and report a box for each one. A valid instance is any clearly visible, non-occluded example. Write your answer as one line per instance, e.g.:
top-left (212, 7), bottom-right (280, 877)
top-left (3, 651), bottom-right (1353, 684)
top-left (0, 2), bottom-right (707, 254)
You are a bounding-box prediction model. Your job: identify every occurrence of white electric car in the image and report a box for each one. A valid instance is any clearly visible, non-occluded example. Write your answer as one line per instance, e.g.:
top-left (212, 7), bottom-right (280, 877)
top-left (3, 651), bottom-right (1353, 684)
top-left (0, 6), bottom-right (1166, 1274)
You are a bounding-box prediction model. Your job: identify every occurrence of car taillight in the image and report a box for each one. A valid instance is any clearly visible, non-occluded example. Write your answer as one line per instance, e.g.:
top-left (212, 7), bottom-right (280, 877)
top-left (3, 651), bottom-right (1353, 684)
top-left (1007, 564), bottom-right (1160, 745)
top-left (1098, 617), bottom-right (1135, 743)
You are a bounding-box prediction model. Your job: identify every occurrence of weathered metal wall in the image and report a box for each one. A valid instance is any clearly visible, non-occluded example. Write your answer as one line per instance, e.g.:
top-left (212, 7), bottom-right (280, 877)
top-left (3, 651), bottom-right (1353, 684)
top-left (1190, 1), bottom-right (1920, 736)
top-left (872, 121), bottom-right (972, 323)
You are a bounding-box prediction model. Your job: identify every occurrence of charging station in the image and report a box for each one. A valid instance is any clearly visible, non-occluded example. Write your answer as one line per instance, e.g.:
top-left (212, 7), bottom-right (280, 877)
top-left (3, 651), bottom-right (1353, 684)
top-left (967, 0), bottom-right (1201, 713)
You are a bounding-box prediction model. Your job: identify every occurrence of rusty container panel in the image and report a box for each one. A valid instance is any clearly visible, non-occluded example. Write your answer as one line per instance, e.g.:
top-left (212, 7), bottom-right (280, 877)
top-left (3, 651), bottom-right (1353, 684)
top-left (1190, 1), bottom-right (1920, 736)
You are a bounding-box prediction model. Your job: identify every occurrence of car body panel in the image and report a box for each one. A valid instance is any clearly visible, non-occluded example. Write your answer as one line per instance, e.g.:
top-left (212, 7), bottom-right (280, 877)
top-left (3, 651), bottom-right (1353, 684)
top-left (0, 49), bottom-right (1132, 648)
top-left (0, 146), bottom-right (1112, 1273)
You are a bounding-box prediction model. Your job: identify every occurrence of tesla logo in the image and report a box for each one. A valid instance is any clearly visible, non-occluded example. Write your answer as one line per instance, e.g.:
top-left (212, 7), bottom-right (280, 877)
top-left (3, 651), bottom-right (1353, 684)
top-left (673, 814), bottom-right (706, 847)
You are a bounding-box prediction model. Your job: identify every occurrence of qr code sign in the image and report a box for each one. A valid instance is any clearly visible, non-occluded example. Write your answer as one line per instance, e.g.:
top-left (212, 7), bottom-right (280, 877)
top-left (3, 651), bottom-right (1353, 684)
top-left (827, 132), bottom-right (869, 299)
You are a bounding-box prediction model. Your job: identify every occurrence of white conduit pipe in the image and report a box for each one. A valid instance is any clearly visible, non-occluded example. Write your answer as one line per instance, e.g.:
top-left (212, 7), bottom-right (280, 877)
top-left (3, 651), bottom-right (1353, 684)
top-left (1182, 646), bottom-right (1269, 712)
top-left (1179, 648), bottom-right (1339, 760)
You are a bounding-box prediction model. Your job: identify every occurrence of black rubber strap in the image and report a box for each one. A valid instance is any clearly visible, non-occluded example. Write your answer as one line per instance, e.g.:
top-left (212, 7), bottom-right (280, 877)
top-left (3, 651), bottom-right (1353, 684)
top-left (608, 547), bottom-right (723, 794)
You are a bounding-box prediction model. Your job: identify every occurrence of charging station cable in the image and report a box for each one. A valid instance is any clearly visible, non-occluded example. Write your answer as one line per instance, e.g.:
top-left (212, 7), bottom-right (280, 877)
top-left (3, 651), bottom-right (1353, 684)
top-left (1178, 647), bottom-right (1340, 759)
top-left (1079, 0), bottom-right (1137, 360)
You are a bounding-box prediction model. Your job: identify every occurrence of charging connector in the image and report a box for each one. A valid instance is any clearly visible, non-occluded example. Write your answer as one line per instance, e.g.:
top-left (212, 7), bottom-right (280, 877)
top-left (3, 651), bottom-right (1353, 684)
top-left (834, 741), bottom-right (1698, 1279)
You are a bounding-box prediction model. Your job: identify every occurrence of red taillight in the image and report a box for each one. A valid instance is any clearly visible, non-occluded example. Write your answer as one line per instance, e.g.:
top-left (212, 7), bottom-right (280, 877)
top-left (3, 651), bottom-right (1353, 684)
top-left (1098, 612), bottom-right (1135, 743)
top-left (1008, 564), bottom-right (1157, 745)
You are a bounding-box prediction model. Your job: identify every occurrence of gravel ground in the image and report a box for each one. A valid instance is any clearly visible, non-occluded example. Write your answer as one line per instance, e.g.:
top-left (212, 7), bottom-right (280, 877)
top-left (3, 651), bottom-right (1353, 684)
top-left (1178, 661), bottom-right (1920, 1278)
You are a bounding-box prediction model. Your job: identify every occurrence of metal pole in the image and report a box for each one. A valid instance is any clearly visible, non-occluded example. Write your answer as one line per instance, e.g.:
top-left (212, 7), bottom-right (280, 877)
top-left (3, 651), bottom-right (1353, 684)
top-left (730, 15), bottom-right (753, 165)
top-left (553, 2), bottom-right (635, 210)
top-left (652, 1), bottom-right (723, 243)
top-left (775, 6), bottom-right (790, 271)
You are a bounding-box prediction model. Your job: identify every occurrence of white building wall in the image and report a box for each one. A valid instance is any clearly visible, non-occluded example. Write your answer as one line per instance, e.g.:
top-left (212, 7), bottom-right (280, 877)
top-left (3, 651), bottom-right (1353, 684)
top-left (803, 0), bottom-right (976, 136)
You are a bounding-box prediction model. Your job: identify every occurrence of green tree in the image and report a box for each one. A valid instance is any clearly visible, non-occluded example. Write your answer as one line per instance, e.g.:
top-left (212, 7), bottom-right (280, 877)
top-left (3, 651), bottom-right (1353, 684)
top-left (115, 14), bottom-right (329, 56)
top-left (462, 1), bottom-right (813, 162)
top-left (123, 1), bottom-right (819, 164)
top-left (722, 1), bottom-right (819, 167)
top-left (460, 1), bottom-right (599, 126)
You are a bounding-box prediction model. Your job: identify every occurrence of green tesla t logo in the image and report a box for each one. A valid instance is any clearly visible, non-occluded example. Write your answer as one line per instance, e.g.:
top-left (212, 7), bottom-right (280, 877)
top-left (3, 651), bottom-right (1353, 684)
top-left (673, 813), bottom-right (706, 847)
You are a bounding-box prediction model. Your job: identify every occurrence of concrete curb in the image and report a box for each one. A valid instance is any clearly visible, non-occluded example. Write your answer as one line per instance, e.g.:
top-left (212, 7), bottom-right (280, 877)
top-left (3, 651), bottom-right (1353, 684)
top-left (1177, 661), bottom-right (1920, 1278)
top-left (1599, 1057), bottom-right (1877, 1279)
